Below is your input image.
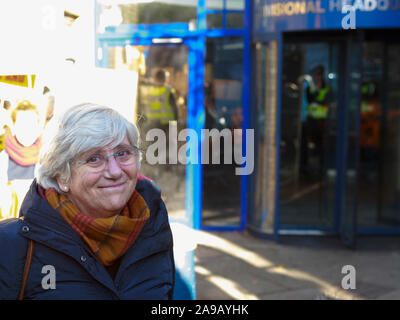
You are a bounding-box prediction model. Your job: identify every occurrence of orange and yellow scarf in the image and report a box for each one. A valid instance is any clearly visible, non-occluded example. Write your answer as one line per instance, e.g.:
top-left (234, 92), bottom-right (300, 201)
top-left (4, 128), bottom-right (42, 166)
top-left (44, 187), bottom-right (150, 266)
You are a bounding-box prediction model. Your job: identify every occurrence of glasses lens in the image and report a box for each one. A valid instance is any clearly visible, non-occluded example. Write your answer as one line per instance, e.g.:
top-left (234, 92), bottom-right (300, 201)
top-left (116, 150), bottom-right (136, 165)
top-left (86, 158), bottom-right (107, 172)
top-left (75, 147), bottom-right (138, 172)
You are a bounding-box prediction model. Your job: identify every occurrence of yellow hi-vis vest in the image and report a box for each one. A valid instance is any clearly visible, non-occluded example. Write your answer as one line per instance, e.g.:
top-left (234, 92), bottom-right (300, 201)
top-left (307, 86), bottom-right (329, 119)
top-left (140, 85), bottom-right (175, 124)
top-left (0, 134), bottom-right (4, 152)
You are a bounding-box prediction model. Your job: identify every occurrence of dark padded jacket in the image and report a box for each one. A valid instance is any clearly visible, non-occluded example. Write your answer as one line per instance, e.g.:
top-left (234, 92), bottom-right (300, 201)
top-left (0, 178), bottom-right (175, 300)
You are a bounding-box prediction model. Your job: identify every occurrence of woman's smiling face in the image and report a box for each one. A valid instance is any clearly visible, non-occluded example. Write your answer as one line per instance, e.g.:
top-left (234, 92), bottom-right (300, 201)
top-left (58, 136), bottom-right (138, 218)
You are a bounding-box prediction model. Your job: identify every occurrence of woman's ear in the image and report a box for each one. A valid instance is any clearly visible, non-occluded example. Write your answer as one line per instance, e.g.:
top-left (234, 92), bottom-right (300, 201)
top-left (56, 175), bottom-right (69, 192)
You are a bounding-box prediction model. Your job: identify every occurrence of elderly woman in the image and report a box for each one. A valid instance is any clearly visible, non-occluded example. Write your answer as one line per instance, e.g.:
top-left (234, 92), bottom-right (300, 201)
top-left (0, 103), bottom-right (175, 299)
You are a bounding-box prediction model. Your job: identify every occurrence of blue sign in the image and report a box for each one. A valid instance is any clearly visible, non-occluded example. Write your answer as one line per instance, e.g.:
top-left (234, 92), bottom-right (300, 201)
top-left (254, 0), bottom-right (400, 33)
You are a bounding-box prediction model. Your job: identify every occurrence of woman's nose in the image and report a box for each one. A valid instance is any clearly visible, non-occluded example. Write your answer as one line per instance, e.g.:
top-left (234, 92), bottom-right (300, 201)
top-left (104, 156), bottom-right (123, 177)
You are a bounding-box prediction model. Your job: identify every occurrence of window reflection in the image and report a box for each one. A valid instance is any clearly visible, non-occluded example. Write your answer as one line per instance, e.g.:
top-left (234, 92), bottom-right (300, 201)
top-left (97, 0), bottom-right (197, 29)
top-left (359, 42), bottom-right (400, 228)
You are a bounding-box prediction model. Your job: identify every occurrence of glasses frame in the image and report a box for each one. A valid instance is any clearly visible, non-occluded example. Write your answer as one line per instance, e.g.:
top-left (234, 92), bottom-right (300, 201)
top-left (70, 145), bottom-right (141, 168)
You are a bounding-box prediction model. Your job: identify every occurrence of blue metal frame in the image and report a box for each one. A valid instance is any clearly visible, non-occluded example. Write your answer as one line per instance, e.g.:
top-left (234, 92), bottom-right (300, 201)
top-left (239, 0), bottom-right (252, 231)
top-left (186, 35), bottom-right (205, 231)
top-left (274, 33), bottom-right (283, 243)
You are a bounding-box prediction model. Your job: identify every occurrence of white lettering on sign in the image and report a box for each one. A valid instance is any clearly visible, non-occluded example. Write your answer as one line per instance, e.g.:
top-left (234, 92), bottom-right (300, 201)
top-left (364, 0), bottom-right (377, 10)
top-left (262, 0), bottom-right (399, 17)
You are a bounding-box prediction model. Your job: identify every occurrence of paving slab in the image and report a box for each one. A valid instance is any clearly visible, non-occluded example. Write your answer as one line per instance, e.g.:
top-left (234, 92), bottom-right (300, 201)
top-left (193, 231), bottom-right (400, 300)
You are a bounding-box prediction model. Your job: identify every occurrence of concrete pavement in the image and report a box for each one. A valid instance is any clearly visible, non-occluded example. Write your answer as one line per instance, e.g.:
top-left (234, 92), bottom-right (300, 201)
top-left (193, 230), bottom-right (400, 300)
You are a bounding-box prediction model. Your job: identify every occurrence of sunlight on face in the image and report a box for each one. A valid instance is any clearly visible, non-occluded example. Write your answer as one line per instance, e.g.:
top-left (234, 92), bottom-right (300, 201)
top-left (63, 136), bottom-right (138, 219)
top-left (14, 110), bottom-right (41, 146)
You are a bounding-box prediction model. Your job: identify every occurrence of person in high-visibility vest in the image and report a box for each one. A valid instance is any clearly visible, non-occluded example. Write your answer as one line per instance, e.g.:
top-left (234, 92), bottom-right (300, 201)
top-left (140, 69), bottom-right (178, 127)
top-left (138, 69), bottom-right (178, 174)
top-left (302, 65), bottom-right (332, 174)
top-left (306, 65), bottom-right (331, 120)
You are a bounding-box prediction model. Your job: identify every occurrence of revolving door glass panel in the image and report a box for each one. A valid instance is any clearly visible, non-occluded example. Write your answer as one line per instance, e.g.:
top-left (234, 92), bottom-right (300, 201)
top-left (108, 44), bottom-right (189, 220)
top-left (279, 41), bottom-right (340, 228)
top-left (357, 40), bottom-right (400, 230)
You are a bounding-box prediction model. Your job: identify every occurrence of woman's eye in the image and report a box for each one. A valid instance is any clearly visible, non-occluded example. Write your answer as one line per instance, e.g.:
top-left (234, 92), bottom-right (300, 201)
top-left (87, 156), bottom-right (101, 163)
top-left (117, 150), bottom-right (130, 157)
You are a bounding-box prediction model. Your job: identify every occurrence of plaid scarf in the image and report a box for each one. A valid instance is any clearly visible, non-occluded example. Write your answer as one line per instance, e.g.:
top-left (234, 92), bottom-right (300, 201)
top-left (44, 187), bottom-right (150, 266)
top-left (4, 128), bottom-right (42, 166)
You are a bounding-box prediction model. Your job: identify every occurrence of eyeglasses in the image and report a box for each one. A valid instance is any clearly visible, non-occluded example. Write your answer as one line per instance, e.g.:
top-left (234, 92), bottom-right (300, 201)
top-left (71, 146), bottom-right (140, 172)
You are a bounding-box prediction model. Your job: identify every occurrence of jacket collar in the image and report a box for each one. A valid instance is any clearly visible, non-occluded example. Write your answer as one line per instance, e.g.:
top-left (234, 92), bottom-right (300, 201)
top-left (20, 178), bottom-right (153, 242)
top-left (20, 179), bottom-right (83, 244)
top-left (19, 179), bottom-right (120, 296)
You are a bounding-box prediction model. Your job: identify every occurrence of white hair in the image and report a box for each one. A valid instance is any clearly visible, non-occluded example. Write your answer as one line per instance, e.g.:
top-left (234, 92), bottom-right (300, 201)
top-left (36, 103), bottom-right (141, 193)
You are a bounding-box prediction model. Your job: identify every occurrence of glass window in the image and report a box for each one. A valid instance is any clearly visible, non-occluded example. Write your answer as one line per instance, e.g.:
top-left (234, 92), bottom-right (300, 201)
top-left (206, 0), bottom-right (223, 10)
top-left (206, 13), bottom-right (223, 29)
top-left (358, 41), bottom-right (400, 229)
top-left (226, 12), bottom-right (244, 29)
top-left (380, 43), bottom-right (400, 228)
top-left (226, 0), bottom-right (245, 10)
top-left (279, 41), bottom-right (340, 228)
top-left (97, 0), bottom-right (197, 28)
top-left (206, 0), bottom-right (244, 10)
top-left (202, 37), bottom-right (244, 227)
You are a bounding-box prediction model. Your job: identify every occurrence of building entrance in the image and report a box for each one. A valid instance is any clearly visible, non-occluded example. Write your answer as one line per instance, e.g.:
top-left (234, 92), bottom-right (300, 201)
top-left (278, 31), bottom-right (400, 245)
